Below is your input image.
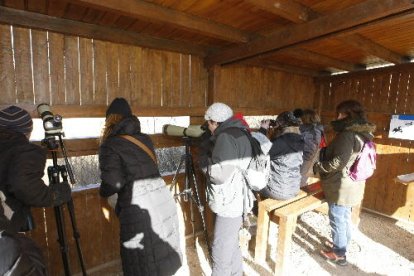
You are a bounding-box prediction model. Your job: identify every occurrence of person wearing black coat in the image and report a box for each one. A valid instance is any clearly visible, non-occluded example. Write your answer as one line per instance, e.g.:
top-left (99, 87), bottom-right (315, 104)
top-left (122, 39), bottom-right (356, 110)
top-left (0, 105), bottom-right (72, 275)
top-left (99, 98), bottom-right (182, 276)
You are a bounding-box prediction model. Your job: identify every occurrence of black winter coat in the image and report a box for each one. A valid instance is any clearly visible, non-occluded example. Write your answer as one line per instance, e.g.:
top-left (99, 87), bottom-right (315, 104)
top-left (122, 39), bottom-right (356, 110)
top-left (0, 128), bottom-right (53, 233)
top-left (99, 117), bottom-right (182, 276)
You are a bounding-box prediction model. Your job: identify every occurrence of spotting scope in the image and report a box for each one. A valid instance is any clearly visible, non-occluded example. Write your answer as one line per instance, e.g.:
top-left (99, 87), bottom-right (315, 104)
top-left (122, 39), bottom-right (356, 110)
top-left (163, 124), bottom-right (206, 138)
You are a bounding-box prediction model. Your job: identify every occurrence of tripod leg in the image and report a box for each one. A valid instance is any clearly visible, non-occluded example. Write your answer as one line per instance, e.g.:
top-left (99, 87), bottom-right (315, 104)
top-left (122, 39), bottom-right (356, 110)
top-left (66, 199), bottom-right (87, 276)
top-left (172, 155), bottom-right (186, 200)
top-left (54, 205), bottom-right (71, 276)
top-left (186, 155), bottom-right (211, 259)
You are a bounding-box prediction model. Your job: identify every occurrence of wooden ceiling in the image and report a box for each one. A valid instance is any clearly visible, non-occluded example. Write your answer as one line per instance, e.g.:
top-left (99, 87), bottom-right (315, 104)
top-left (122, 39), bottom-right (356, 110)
top-left (1, 0), bottom-right (414, 76)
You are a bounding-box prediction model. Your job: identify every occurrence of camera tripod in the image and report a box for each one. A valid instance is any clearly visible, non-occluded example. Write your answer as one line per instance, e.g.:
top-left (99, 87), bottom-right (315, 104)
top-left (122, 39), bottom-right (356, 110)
top-left (171, 136), bottom-right (210, 256)
top-left (43, 135), bottom-right (87, 276)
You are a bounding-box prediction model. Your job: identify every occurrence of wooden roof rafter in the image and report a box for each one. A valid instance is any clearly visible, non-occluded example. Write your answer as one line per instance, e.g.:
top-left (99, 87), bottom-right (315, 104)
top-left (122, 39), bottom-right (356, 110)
top-left (244, 0), bottom-right (319, 23)
top-left (258, 0), bottom-right (410, 65)
top-left (205, 0), bottom-right (414, 67)
top-left (280, 48), bottom-right (365, 72)
top-left (67, 0), bottom-right (252, 43)
top-left (0, 6), bottom-right (208, 56)
top-left (335, 34), bottom-right (410, 64)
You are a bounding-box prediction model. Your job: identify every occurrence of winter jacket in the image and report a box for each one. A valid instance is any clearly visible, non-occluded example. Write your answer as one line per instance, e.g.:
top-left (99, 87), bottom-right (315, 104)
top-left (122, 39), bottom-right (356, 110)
top-left (0, 128), bottom-right (53, 233)
top-left (207, 118), bottom-right (253, 218)
top-left (99, 116), bottom-right (182, 276)
top-left (314, 117), bottom-right (376, 206)
top-left (261, 126), bottom-right (304, 200)
top-left (0, 231), bottom-right (47, 275)
top-left (300, 123), bottom-right (324, 186)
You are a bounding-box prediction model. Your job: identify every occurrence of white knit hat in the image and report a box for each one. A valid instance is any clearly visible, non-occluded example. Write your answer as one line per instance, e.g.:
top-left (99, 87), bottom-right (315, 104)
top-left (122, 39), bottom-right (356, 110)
top-left (204, 102), bottom-right (233, 122)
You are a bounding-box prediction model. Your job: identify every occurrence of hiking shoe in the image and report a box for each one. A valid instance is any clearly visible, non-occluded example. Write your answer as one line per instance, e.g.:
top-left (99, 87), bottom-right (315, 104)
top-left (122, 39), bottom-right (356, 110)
top-left (320, 250), bottom-right (348, 266)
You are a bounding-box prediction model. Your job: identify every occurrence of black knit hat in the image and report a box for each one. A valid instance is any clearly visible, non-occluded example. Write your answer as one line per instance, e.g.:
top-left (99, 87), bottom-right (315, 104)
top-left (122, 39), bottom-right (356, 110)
top-left (276, 111), bottom-right (301, 128)
top-left (106, 98), bottom-right (132, 118)
top-left (0, 105), bottom-right (33, 135)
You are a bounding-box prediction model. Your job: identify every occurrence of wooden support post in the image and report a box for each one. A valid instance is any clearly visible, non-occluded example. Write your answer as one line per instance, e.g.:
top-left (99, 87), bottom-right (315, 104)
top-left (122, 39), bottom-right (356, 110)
top-left (275, 215), bottom-right (297, 276)
top-left (254, 200), bottom-right (270, 263)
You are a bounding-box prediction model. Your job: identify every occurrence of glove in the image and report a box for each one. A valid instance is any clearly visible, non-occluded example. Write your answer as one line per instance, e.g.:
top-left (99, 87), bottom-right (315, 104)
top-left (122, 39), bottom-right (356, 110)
top-left (51, 181), bottom-right (72, 206)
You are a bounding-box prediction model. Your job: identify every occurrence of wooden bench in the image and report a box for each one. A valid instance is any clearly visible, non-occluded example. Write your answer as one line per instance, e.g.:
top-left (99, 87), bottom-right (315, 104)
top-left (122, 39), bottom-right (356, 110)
top-left (254, 182), bottom-right (323, 264)
top-left (272, 191), bottom-right (325, 275)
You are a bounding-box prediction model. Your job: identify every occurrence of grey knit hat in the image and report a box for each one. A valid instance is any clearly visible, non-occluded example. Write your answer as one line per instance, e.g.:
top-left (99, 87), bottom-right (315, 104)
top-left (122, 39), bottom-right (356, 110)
top-left (0, 105), bottom-right (33, 135)
top-left (204, 102), bottom-right (233, 122)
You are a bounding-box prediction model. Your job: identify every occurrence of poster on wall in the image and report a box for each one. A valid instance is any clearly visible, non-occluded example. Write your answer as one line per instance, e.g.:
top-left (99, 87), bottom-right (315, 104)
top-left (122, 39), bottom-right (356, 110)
top-left (388, 114), bottom-right (414, 140)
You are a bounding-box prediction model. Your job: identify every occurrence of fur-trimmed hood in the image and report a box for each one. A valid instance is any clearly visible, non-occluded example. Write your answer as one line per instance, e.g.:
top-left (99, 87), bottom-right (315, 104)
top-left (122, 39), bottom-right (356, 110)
top-left (331, 117), bottom-right (376, 141)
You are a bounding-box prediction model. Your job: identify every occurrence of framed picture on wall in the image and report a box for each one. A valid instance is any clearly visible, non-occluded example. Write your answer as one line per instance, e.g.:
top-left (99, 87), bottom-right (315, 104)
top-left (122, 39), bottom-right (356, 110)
top-left (389, 114), bottom-right (414, 140)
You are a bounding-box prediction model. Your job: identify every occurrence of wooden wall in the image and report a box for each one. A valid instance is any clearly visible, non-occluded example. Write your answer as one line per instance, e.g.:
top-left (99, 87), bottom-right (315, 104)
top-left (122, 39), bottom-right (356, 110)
top-left (209, 65), bottom-right (316, 114)
top-left (315, 63), bottom-right (414, 222)
top-left (0, 24), bottom-right (208, 114)
top-left (27, 189), bottom-right (120, 276)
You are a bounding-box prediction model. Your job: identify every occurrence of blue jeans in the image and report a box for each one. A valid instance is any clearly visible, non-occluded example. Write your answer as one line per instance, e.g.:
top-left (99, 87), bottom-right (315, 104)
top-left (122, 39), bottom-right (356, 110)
top-left (328, 203), bottom-right (352, 257)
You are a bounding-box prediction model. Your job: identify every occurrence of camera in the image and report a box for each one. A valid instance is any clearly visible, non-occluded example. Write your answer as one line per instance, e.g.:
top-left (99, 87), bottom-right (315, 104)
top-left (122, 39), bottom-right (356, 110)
top-left (261, 119), bottom-right (279, 128)
top-left (269, 119), bottom-right (278, 127)
top-left (37, 103), bottom-right (63, 136)
top-left (163, 124), bottom-right (206, 138)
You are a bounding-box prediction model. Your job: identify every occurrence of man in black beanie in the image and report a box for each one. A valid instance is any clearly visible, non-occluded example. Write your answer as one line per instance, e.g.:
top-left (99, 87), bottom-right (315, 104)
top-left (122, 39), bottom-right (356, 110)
top-left (0, 105), bottom-right (72, 275)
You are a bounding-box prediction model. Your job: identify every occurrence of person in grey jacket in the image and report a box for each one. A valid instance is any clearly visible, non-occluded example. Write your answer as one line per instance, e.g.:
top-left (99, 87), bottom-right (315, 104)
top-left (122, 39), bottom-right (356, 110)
top-left (99, 98), bottom-right (182, 276)
top-left (314, 99), bottom-right (376, 266)
top-left (205, 102), bottom-right (254, 276)
top-left (260, 111), bottom-right (304, 200)
top-left (298, 109), bottom-right (324, 187)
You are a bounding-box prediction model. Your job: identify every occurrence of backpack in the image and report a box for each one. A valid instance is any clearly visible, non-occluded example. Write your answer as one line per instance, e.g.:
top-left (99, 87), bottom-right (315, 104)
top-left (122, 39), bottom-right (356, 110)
top-left (243, 132), bottom-right (271, 191)
top-left (348, 136), bottom-right (377, 181)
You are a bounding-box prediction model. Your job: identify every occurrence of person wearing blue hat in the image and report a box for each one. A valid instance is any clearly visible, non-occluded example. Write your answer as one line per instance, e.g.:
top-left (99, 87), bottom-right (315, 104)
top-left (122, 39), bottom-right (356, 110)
top-left (0, 105), bottom-right (72, 275)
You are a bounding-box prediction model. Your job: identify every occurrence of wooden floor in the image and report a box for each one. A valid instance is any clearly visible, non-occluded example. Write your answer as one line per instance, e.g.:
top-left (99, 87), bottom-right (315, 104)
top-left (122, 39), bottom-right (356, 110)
top-left (74, 260), bottom-right (122, 276)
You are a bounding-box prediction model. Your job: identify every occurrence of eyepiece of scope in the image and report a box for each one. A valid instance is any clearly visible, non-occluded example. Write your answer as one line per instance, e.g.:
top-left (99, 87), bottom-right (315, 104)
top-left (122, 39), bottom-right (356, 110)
top-left (37, 103), bottom-right (63, 134)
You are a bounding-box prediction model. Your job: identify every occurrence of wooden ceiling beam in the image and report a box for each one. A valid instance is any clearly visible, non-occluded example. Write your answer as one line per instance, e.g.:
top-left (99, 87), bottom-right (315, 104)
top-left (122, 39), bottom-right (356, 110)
top-left (205, 0), bottom-right (414, 67)
top-left (281, 49), bottom-right (364, 72)
top-left (247, 0), bottom-right (408, 66)
top-left (337, 34), bottom-right (410, 64)
top-left (0, 7), bottom-right (207, 56)
top-left (68, 0), bottom-right (250, 43)
top-left (245, 0), bottom-right (318, 23)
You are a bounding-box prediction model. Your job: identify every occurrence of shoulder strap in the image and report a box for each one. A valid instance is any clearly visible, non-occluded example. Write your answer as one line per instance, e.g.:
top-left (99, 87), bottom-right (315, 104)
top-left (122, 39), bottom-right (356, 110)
top-left (119, 135), bottom-right (157, 164)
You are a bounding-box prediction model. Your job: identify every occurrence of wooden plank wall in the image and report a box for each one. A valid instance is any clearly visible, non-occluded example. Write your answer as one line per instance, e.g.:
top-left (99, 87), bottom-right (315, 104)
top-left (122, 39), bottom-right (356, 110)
top-left (315, 63), bottom-right (414, 222)
top-left (210, 65), bottom-right (316, 113)
top-left (0, 24), bottom-right (208, 114)
top-left (27, 189), bottom-right (120, 276)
